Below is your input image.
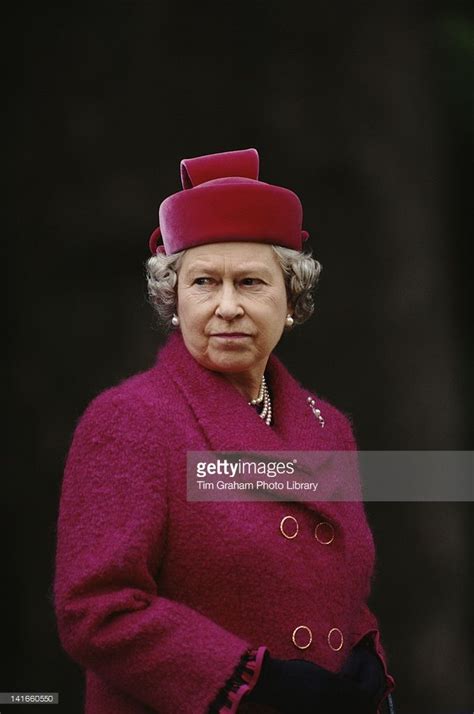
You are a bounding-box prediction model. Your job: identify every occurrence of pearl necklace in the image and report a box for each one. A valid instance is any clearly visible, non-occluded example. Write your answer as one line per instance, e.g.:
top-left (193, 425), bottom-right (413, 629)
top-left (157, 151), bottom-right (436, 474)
top-left (248, 375), bottom-right (272, 426)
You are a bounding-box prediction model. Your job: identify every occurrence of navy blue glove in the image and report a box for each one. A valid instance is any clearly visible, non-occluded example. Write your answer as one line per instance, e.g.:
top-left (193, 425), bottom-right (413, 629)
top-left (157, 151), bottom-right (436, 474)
top-left (247, 652), bottom-right (377, 713)
top-left (340, 641), bottom-right (387, 706)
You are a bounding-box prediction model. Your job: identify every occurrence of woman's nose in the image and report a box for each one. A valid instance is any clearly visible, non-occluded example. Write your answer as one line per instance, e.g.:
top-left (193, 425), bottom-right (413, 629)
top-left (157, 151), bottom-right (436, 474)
top-left (215, 283), bottom-right (244, 320)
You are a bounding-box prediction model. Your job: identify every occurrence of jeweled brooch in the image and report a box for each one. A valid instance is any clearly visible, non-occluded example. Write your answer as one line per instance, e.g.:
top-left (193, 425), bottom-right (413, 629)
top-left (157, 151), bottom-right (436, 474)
top-left (307, 396), bottom-right (325, 427)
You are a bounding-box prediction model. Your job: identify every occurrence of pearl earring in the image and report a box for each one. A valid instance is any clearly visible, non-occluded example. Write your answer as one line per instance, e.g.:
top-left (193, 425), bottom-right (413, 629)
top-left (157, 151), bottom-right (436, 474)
top-left (285, 314), bottom-right (294, 328)
top-left (171, 314), bottom-right (180, 327)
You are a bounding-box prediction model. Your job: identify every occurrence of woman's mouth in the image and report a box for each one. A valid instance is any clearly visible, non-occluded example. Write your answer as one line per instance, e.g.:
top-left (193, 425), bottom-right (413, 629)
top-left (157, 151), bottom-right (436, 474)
top-left (211, 333), bottom-right (252, 339)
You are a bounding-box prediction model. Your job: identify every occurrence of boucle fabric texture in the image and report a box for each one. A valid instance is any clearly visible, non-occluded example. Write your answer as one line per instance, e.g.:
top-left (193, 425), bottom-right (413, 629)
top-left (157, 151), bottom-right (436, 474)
top-left (55, 332), bottom-right (394, 713)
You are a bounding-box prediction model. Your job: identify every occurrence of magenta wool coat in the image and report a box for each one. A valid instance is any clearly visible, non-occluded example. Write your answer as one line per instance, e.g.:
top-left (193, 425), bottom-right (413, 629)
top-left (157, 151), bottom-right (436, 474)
top-left (55, 332), bottom-right (394, 714)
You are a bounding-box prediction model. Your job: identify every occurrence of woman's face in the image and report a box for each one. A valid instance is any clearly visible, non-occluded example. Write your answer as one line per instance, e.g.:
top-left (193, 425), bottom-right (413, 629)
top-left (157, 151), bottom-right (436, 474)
top-left (176, 242), bottom-right (290, 377)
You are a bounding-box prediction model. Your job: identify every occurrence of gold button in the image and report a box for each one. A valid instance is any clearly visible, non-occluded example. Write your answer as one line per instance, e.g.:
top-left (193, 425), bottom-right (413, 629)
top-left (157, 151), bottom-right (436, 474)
top-left (280, 515), bottom-right (299, 539)
top-left (314, 521), bottom-right (335, 545)
top-left (327, 627), bottom-right (344, 651)
top-left (292, 625), bottom-right (312, 650)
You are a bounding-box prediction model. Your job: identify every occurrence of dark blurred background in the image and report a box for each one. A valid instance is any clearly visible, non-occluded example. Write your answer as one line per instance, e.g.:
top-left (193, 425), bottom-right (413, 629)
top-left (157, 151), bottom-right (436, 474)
top-left (6, 1), bottom-right (473, 712)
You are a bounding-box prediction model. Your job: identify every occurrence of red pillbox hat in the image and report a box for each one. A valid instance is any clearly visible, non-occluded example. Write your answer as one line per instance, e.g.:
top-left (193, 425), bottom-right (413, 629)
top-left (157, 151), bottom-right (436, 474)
top-left (149, 148), bottom-right (309, 255)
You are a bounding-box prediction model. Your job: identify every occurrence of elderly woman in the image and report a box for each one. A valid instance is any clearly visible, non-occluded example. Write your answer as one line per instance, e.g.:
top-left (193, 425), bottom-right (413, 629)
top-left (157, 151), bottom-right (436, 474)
top-left (55, 148), bottom-right (395, 714)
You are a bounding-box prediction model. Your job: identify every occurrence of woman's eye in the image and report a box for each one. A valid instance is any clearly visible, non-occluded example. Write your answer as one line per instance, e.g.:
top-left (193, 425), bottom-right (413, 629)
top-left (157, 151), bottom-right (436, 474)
top-left (193, 277), bottom-right (214, 286)
top-left (241, 278), bottom-right (263, 286)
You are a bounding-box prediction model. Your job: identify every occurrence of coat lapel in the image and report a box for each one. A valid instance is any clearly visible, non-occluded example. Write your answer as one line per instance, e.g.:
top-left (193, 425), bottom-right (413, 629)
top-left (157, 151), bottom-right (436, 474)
top-left (155, 332), bottom-right (285, 451)
top-left (155, 332), bottom-right (352, 520)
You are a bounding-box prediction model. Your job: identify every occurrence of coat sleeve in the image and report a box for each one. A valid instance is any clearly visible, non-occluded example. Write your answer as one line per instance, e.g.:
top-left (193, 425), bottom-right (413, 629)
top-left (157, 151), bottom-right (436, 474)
top-left (54, 388), bottom-right (253, 714)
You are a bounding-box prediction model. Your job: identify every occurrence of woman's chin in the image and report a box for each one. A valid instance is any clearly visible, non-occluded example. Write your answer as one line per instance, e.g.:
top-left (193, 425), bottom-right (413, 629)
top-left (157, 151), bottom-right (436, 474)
top-left (206, 351), bottom-right (255, 375)
top-left (211, 360), bottom-right (252, 375)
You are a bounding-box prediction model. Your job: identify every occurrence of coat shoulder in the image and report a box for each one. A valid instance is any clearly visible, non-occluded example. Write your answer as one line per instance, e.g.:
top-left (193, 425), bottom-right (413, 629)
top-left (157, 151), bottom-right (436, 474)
top-left (269, 351), bottom-right (357, 449)
top-left (71, 363), bottom-right (179, 450)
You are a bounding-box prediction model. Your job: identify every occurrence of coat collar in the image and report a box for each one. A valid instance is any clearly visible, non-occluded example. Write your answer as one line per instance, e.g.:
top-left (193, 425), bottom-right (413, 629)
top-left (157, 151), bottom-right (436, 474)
top-left (154, 332), bottom-right (351, 518)
top-left (154, 331), bottom-right (327, 453)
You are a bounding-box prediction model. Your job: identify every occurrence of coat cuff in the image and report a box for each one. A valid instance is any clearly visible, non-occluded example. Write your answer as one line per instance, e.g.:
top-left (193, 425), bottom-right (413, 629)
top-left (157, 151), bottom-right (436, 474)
top-left (208, 646), bottom-right (268, 714)
top-left (354, 629), bottom-right (395, 711)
